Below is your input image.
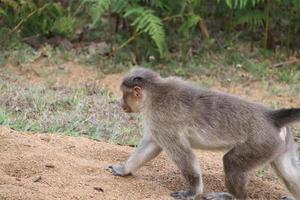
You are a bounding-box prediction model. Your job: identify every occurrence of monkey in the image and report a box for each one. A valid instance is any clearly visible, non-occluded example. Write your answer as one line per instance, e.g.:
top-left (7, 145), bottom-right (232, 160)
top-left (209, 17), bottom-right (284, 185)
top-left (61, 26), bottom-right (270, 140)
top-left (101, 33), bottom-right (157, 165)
top-left (110, 67), bottom-right (300, 200)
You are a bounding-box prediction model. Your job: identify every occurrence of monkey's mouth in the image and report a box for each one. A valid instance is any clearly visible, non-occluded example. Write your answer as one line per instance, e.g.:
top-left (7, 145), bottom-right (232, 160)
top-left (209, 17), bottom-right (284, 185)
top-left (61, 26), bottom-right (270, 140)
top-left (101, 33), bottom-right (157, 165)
top-left (124, 110), bottom-right (133, 113)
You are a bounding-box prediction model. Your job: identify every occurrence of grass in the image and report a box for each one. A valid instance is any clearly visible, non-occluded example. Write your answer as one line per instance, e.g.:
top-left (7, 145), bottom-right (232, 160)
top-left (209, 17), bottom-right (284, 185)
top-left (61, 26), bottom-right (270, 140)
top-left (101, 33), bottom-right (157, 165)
top-left (0, 77), bottom-right (142, 146)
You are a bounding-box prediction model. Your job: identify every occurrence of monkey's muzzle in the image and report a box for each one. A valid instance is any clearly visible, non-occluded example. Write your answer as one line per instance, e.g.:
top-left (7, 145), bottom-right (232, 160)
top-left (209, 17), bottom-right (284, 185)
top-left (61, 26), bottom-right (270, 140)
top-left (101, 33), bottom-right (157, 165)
top-left (121, 101), bottom-right (133, 113)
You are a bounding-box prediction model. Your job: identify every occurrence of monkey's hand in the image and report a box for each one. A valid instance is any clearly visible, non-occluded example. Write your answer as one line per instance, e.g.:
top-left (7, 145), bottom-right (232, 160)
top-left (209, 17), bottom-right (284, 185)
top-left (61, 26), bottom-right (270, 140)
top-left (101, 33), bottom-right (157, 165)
top-left (280, 196), bottom-right (296, 200)
top-left (109, 164), bottom-right (131, 176)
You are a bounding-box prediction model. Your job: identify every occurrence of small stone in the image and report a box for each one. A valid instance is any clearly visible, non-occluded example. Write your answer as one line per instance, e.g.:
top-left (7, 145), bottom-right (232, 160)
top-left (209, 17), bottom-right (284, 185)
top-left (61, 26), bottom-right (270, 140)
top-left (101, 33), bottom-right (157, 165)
top-left (45, 164), bottom-right (55, 168)
top-left (93, 187), bottom-right (104, 192)
top-left (32, 176), bottom-right (42, 182)
top-left (40, 136), bottom-right (51, 142)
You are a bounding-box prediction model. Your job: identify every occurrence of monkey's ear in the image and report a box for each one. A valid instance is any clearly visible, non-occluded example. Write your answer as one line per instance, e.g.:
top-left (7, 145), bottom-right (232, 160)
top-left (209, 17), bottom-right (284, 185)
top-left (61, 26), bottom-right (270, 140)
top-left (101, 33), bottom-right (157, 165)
top-left (133, 86), bottom-right (142, 98)
top-left (133, 77), bottom-right (142, 82)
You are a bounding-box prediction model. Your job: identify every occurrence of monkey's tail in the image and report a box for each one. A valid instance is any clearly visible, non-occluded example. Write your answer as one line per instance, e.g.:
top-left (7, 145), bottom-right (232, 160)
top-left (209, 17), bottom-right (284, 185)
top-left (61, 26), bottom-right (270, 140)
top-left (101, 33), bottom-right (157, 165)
top-left (269, 108), bottom-right (300, 128)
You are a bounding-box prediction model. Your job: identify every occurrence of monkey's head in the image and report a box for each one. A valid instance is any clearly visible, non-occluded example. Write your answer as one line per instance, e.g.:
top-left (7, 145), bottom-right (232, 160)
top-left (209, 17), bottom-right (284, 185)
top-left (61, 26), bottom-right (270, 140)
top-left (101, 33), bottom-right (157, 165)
top-left (120, 68), bottom-right (160, 113)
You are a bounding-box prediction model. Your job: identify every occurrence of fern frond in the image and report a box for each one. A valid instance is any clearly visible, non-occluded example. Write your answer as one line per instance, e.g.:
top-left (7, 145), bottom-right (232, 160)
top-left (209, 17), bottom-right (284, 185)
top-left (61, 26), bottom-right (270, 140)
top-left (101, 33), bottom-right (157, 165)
top-left (111, 0), bottom-right (128, 13)
top-left (124, 6), bottom-right (167, 57)
top-left (81, 0), bottom-right (111, 27)
top-left (51, 16), bottom-right (75, 38)
top-left (224, 0), bottom-right (265, 8)
top-left (140, 0), bottom-right (165, 9)
top-left (0, 7), bottom-right (6, 16)
top-left (179, 14), bottom-right (201, 34)
top-left (235, 10), bottom-right (266, 29)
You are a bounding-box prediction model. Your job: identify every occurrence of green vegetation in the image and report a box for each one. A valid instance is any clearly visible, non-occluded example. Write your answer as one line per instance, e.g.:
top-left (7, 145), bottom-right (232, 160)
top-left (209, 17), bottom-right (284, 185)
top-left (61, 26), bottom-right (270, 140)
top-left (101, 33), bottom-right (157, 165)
top-left (0, 0), bottom-right (299, 145)
top-left (1, 0), bottom-right (300, 60)
top-left (1, 0), bottom-right (299, 87)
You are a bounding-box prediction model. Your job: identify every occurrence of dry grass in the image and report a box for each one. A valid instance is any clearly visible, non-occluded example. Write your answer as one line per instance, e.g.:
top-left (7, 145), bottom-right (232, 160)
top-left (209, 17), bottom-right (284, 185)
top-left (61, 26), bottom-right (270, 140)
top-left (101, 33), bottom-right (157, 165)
top-left (0, 75), bottom-right (141, 146)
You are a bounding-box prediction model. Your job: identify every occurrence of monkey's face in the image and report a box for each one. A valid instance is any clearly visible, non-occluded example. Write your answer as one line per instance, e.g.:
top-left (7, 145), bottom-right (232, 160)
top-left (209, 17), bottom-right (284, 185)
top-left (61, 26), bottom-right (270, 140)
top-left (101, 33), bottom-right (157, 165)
top-left (121, 86), bottom-right (144, 113)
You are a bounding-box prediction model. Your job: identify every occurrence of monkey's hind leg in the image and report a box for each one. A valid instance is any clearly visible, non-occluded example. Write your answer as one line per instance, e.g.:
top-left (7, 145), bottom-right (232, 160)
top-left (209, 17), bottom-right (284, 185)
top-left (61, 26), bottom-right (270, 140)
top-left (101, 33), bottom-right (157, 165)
top-left (221, 144), bottom-right (277, 200)
top-left (271, 134), bottom-right (300, 200)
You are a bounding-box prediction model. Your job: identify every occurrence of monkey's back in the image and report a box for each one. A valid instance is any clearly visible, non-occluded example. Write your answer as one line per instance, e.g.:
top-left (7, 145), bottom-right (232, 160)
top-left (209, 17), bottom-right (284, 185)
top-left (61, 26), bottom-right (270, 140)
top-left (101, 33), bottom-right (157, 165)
top-left (153, 79), bottom-right (280, 148)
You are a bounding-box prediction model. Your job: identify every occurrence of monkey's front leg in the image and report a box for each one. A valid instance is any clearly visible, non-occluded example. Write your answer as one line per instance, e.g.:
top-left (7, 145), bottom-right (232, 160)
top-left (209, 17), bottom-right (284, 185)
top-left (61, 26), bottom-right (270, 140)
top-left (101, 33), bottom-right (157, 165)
top-left (169, 154), bottom-right (203, 200)
top-left (110, 132), bottom-right (162, 176)
top-left (158, 135), bottom-right (203, 199)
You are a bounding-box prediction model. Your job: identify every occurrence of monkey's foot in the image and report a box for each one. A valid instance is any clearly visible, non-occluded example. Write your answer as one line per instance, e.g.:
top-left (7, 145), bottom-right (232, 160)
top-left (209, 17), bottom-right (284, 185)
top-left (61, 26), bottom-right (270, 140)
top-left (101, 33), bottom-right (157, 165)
top-left (170, 190), bottom-right (195, 200)
top-left (196, 192), bottom-right (233, 200)
top-left (109, 164), bottom-right (131, 176)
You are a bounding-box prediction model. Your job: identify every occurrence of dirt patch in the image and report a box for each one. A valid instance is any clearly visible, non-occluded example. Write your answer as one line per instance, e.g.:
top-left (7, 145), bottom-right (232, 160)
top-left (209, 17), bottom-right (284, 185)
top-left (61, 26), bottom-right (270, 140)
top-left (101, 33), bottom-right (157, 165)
top-left (5, 59), bottom-right (124, 96)
top-left (192, 76), bottom-right (300, 108)
top-left (0, 126), bottom-right (288, 200)
top-left (5, 60), bottom-right (99, 86)
top-left (95, 73), bottom-right (124, 96)
top-left (5, 59), bottom-right (300, 108)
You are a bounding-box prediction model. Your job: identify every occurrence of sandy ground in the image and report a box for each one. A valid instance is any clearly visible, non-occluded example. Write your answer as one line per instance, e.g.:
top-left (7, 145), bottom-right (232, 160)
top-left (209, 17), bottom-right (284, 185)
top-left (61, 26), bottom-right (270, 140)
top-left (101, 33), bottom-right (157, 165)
top-left (0, 126), bottom-right (289, 200)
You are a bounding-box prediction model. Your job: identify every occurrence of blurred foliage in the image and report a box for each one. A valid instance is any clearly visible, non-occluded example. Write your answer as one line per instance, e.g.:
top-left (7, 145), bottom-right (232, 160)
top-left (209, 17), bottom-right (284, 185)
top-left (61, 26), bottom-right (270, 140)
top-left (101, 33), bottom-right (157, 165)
top-left (0, 1), bottom-right (74, 39)
top-left (0, 0), bottom-right (300, 60)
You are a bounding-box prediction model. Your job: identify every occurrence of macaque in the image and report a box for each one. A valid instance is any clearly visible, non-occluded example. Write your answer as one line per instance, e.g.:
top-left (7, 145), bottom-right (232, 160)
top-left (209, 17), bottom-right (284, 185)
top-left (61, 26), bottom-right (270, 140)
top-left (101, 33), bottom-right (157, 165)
top-left (111, 68), bottom-right (300, 200)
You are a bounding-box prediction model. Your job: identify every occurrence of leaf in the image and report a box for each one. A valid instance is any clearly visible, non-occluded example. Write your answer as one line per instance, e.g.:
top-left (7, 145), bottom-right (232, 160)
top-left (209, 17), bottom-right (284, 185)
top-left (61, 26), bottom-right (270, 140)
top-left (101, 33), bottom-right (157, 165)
top-left (225, 0), bottom-right (233, 8)
top-left (235, 9), bottom-right (266, 29)
top-left (0, 0), bottom-right (19, 11)
top-left (179, 14), bottom-right (201, 34)
top-left (140, 0), bottom-right (165, 9)
top-left (111, 0), bottom-right (128, 13)
top-left (81, 0), bottom-right (111, 27)
top-left (293, 0), bottom-right (300, 11)
top-left (124, 6), bottom-right (167, 57)
top-left (51, 16), bottom-right (76, 38)
top-left (224, 0), bottom-right (264, 9)
top-left (0, 7), bottom-right (7, 16)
